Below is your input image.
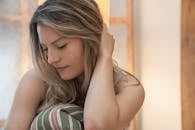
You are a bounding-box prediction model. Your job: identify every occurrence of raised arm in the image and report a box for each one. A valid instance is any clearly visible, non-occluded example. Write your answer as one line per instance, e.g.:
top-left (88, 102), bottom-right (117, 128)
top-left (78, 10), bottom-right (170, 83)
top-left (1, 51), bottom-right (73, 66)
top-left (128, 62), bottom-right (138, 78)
top-left (5, 68), bottom-right (47, 130)
top-left (83, 25), bottom-right (145, 130)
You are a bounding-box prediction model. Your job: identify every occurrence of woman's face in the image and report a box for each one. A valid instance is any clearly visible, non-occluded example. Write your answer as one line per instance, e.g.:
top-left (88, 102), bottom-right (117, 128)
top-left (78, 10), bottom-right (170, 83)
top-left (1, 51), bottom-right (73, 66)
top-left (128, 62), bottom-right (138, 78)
top-left (37, 24), bottom-right (84, 80)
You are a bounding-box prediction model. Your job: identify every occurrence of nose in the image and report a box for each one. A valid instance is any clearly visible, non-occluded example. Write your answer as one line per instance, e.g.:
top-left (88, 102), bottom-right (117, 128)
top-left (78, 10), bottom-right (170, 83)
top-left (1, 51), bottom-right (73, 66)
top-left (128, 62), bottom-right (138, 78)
top-left (47, 49), bottom-right (60, 65)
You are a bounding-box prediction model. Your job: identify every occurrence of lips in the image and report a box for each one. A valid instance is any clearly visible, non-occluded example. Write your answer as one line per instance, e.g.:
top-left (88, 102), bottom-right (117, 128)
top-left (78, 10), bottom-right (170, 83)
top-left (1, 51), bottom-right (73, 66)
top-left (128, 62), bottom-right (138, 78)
top-left (56, 66), bottom-right (69, 72)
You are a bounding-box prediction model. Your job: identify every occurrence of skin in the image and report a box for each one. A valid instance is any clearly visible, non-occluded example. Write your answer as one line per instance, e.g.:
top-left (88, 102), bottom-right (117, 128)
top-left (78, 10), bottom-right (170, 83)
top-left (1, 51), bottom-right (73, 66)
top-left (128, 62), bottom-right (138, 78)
top-left (5, 68), bottom-right (47, 130)
top-left (84, 25), bottom-right (145, 130)
top-left (5, 24), bottom-right (145, 130)
top-left (38, 24), bottom-right (85, 80)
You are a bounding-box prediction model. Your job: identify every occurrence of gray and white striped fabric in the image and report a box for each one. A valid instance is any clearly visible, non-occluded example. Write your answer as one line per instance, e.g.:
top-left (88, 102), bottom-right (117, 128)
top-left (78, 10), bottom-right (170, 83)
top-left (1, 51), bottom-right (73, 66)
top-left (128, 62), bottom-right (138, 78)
top-left (30, 104), bottom-right (84, 130)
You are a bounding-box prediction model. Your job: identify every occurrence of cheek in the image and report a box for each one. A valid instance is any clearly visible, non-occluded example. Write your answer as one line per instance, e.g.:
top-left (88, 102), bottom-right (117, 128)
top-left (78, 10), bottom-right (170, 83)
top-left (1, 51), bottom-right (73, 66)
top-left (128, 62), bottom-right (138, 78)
top-left (64, 42), bottom-right (84, 67)
top-left (75, 51), bottom-right (84, 66)
top-left (68, 48), bottom-right (84, 67)
top-left (69, 53), bottom-right (84, 77)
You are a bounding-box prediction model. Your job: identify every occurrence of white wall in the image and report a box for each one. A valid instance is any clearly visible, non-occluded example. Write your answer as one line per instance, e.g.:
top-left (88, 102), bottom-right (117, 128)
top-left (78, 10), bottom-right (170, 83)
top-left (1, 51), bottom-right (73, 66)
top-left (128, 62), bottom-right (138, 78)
top-left (134, 0), bottom-right (182, 130)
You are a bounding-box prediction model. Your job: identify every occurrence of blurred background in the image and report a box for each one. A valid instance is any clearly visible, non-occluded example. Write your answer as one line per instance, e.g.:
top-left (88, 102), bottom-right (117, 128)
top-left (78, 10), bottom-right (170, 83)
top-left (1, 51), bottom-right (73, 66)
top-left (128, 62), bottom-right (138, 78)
top-left (0, 0), bottom-right (194, 130)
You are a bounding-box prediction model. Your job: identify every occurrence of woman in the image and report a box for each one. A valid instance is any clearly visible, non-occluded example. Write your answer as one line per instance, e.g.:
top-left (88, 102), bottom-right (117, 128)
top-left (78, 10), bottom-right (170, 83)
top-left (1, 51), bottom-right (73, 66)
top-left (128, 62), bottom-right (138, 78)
top-left (5, 0), bottom-right (145, 129)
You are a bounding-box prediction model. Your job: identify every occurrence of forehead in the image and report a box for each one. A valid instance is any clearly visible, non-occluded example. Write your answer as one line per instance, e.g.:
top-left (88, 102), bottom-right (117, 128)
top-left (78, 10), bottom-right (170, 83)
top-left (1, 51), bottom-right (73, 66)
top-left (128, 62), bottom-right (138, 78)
top-left (37, 24), bottom-right (61, 38)
top-left (37, 24), bottom-right (66, 44)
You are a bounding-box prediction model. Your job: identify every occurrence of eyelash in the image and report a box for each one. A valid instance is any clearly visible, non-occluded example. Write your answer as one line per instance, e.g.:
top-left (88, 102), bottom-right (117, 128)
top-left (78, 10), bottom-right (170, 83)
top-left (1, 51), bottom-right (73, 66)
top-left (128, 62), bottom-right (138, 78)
top-left (42, 43), bottom-right (68, 52)
top-left (57, 43), bottom-right (67, 49)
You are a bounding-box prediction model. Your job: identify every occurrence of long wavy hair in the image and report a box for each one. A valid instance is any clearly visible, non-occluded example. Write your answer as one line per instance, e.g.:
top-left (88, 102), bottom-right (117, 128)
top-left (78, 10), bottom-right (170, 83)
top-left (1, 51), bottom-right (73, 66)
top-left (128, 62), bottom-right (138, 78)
top-left (30, 0), bottom-right (119, 110)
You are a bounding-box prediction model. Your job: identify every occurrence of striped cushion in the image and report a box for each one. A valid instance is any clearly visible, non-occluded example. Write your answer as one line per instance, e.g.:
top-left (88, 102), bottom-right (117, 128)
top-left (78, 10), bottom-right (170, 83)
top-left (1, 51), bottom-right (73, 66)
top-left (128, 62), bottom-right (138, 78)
top-left (30, 104), bottom-right (84, 130)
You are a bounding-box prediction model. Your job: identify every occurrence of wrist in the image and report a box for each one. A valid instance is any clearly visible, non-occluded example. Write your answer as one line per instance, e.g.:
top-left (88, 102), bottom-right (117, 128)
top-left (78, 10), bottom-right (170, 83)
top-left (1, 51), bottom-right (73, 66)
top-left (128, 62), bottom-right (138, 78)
top-left (98, 55), bottom-right (113, 62)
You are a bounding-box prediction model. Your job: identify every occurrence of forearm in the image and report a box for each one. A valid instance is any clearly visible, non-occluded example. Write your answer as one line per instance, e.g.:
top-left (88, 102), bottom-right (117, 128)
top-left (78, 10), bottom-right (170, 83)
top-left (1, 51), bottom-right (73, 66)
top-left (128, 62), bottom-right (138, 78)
top-left (84, 57), bottom-right (119, 129)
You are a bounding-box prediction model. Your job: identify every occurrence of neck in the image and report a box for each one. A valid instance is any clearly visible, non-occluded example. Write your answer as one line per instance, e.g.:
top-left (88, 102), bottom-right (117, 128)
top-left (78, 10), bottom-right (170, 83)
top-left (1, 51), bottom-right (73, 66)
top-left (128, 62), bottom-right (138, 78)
top-left (77, 73), bottom-right (84, 85)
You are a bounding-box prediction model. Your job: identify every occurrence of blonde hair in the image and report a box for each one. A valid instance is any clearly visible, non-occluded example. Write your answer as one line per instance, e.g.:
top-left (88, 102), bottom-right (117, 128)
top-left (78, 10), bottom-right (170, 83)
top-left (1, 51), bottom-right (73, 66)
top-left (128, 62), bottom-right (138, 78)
top-left (29, 0), bottom-right (129, 112)
top-left (30, 0), bottom-right (104, 109)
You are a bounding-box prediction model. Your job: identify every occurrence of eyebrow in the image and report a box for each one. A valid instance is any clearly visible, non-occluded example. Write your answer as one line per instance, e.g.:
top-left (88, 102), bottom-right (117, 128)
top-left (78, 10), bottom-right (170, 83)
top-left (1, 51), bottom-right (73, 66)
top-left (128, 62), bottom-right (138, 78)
top-left (40, 36), bottom-right (66, 45)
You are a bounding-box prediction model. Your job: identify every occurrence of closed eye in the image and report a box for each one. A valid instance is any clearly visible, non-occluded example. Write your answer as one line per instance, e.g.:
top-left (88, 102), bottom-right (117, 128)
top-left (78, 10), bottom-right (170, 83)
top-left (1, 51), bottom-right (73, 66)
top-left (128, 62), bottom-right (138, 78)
top-left (57, 43), bottom-right (68, 49)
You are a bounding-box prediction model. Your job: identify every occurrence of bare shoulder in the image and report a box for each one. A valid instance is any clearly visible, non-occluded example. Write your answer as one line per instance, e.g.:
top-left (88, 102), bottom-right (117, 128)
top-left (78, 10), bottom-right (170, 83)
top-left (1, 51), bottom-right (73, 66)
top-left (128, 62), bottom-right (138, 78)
top-left (16, 68), bottom-right (47, 100)
top-left (115, 70), bottom-right (145, 102)
top-left (116, 71), bottom-right (145, 109)
top-left (114, 69), bottom-right (144, 94)
top-left (114, 69), bottom-right (145, 128)
top-left (5, 68), bottom-right (47, 129)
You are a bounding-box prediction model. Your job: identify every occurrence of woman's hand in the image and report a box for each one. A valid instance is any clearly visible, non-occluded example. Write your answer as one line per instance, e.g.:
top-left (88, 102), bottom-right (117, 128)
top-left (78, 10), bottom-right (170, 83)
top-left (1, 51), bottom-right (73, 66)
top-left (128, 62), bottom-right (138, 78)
top-left (98, 24), bottom-right (115, 60)
top-left (84, 24), bottom-right (119, 130)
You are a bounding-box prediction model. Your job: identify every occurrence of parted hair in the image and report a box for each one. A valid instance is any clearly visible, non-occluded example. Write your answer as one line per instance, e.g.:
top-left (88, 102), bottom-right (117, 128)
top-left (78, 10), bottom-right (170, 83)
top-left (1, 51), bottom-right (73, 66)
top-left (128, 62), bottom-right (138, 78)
top-left (30, 0), bottom-right (104, 110)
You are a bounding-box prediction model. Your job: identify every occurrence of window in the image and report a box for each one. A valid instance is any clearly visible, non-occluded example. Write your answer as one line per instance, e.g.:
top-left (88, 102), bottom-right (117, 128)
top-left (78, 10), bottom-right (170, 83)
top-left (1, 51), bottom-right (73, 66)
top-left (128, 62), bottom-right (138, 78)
top-left (0, 0), bottom-right (38, 128)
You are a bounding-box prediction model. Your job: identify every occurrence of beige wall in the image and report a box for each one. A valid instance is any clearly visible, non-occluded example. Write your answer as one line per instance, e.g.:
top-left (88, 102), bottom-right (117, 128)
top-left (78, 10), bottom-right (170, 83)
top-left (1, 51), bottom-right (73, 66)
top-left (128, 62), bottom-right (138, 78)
top-left (134, 0), bottom-right (182, 130)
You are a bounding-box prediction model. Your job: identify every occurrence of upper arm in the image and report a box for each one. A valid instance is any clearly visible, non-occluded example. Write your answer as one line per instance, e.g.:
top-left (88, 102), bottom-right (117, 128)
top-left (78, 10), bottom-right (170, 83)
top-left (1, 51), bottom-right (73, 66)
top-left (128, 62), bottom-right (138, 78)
top-left (5, 68), bottom-right (47, 130)
top-left (115, 73), bottom-right (145, 128)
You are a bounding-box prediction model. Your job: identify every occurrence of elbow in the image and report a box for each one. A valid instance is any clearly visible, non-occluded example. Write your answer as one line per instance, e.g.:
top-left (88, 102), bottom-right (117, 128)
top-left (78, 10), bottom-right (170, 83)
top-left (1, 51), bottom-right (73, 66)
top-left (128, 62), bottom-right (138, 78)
top-left (84, 117), bottom-right (99, 130)
top-left (84, 115), bottom-right (118, 130)
top-left (84, 104), bottom-right (120, 130)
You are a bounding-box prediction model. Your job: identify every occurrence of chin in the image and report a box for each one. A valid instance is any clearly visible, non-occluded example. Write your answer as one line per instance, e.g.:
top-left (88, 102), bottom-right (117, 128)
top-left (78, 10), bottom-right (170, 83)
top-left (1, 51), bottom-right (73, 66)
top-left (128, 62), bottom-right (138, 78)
top-left (60, 74), bottom-right (75, 80)
top-left (61, 76), bottom-right (74, 80)
top-left (59, 71), bottom-right (84, 81)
